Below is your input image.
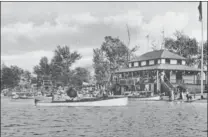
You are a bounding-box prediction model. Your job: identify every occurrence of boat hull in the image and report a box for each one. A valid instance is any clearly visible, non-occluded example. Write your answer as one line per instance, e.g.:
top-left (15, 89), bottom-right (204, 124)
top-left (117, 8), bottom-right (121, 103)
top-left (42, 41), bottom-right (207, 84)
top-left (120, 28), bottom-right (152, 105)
top-left (35, 97), bottom-right (128, 107)
top-left (128, 96), bottom-right (161, 101)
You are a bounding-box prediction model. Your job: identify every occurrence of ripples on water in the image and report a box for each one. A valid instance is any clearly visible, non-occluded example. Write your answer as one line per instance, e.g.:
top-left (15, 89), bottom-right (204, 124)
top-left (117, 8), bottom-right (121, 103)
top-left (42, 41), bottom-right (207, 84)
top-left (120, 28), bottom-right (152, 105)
top-left (1, 97), bottom-right (207, 137)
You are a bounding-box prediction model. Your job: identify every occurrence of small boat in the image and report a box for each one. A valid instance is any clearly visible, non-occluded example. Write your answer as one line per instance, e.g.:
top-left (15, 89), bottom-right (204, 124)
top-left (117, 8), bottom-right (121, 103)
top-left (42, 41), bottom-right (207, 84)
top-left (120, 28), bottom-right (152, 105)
top-left (11, 92), bottom-right (19, 99)
top-left (35, 96), bottom-right (128, 107)
top-left (19, 96), bottom-right (34, 99)
top-left (128, 95), bottom-right (161, 101)
top-left (11, 92), bottom-right (34, 99)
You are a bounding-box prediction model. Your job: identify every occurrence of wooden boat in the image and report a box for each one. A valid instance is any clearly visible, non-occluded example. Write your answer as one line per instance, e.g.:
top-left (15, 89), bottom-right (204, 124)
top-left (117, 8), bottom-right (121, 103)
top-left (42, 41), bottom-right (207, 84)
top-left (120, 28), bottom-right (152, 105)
top-left (35, 96), bottom-right (128, 107)
top-left (11, 92), bottom-right (34, 99)
top-left (19, 96), bottom-right (34, 99)
top-left (128, 95), bottom-right (161, 101)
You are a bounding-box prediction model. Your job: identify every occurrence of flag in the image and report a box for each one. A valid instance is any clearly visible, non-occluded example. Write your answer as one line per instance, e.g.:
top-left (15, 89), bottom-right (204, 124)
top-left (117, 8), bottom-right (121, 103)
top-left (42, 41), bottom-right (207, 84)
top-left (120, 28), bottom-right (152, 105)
top-left (198, 1), bottom-right (202, 21)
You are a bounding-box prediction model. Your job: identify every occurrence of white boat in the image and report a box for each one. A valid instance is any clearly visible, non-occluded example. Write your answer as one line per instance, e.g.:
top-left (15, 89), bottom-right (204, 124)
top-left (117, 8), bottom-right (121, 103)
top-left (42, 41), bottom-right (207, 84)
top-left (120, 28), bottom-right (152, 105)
top-left (128, 95), bottom-right (161, 101)
top-left (35, 97), bottom-right (128, 107)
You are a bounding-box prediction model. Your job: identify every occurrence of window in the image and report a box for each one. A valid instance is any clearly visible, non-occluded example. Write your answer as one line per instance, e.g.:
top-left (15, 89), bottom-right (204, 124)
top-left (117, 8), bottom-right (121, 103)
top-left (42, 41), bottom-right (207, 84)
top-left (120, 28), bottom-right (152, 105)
top-left (134, 62), bottom-right (139, 67)
top-left (165, 59), bottom-right (170, 64)
top-left (149, 60), bottom-right (155, 65)
top-left (129, 63), bottom-right (132, 68)
top-left (170, 59), bottom-right (177, 64)
top-left (161, 59), bottom-right (165, 64)
top-left (131, 62), bottom-right (134, 67)
top-left (177, 60), bottom-right (182, 65)
top-left (141, 61), bottom-right (146, 66)
top-left (182, 60), bottom-right (186, 65)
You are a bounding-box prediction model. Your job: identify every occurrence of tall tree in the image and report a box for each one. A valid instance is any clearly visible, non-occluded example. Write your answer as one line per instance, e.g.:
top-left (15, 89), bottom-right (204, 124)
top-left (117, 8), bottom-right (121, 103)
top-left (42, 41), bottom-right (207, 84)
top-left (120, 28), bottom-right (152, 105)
top-left (101, 36), bottom-right (138, 72)
top-left (22, 70), bottom-right (32, 83)
top-left (93, 36), bottom-right (138, 85)
top-left (1, 65), bottom-right (23, 89)
top-left (164, 31), bottom-right (198, 66)
top-left (93, 48), bottom-right (110, 85)
top-left (50, 45), bottom-right (81, 86)
top-left (33, 56), bottom-right (51, 76)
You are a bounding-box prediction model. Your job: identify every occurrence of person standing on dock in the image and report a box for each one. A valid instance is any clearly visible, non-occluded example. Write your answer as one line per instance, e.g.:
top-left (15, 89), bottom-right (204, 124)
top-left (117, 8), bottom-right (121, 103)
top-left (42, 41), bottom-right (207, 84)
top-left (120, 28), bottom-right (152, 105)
top-left (160, 71), bottom-right (165, 82)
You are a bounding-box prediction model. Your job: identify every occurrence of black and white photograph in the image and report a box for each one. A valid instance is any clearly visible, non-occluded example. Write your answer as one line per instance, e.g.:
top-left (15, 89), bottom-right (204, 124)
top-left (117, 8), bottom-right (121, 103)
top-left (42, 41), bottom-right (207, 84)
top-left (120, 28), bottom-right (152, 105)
top-left (1, 1), bottom-right (207, 137)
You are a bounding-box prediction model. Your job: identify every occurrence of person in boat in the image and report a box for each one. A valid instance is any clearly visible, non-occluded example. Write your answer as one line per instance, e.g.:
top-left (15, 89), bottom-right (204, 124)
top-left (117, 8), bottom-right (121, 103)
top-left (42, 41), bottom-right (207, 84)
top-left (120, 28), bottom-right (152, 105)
top-left (66, 87), bottom-right (78, 101)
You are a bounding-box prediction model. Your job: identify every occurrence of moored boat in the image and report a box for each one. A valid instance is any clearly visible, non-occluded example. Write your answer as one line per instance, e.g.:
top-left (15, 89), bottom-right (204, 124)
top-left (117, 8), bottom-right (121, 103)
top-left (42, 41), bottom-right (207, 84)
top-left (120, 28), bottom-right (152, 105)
top-left (11, 92), bottom-right (34, 99)
top-left (35, 96), bottom-right (128, 107)
top-left (128, 95), bottom-right (161, 101)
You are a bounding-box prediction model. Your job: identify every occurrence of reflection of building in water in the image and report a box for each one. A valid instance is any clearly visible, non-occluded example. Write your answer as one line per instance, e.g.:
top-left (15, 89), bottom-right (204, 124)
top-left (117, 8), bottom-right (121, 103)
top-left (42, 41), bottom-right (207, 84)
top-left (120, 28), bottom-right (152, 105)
top-left (113, 49), bottom-right (207, 95)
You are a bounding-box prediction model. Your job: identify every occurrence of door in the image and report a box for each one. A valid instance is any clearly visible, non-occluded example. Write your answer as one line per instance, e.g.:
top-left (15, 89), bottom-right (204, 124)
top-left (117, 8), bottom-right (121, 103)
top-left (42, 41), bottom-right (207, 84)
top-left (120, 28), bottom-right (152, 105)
top-left (176, 71), bottom-right (183, 83)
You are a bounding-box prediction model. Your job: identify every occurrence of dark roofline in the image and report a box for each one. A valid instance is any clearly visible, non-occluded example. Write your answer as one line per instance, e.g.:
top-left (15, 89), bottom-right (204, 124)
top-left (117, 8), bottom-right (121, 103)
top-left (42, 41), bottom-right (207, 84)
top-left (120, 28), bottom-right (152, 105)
top-left (129, 49), bottom-right (186, 62)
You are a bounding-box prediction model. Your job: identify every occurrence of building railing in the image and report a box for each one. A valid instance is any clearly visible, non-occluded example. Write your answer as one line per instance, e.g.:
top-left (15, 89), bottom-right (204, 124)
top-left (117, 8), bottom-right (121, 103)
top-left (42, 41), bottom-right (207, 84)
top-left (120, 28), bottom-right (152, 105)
top-left (113, 78), bottom-right (207, 85)
top-left (171, 79), bottom-right (207, 85)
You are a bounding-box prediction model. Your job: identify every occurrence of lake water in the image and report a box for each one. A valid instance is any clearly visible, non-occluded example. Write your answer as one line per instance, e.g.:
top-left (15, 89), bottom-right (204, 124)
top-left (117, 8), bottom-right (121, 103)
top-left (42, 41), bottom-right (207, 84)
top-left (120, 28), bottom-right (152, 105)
top-left (1, 97), bottom-right (207, 137)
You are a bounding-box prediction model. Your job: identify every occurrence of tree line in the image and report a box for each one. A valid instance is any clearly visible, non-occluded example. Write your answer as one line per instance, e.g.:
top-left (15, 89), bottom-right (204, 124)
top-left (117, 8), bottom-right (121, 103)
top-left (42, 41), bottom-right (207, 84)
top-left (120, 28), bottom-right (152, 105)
top-left (1, 31), bottom-right (207, 91)
top-left (1, 64), bottom-right (32, 90)
top-left (1, 45), bottom-right (91, 91)
top-left (33, 45), bottom-right (91, 88)
top-left (163, 31), bottom-right (207, 67)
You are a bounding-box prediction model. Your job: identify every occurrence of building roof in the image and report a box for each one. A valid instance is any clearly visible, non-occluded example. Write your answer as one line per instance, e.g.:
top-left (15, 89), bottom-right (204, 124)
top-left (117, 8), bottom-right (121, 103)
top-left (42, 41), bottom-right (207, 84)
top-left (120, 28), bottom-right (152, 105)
top-left (115, 64), bottom-right (204, 73)
top-left (129, 49), bottom-right (186, 62)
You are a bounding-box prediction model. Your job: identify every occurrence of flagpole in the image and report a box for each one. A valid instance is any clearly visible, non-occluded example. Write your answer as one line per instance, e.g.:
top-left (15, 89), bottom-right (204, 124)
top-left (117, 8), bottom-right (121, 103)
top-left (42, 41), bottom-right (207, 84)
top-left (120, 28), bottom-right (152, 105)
top-left (200, 17), bottom-right (204, 98)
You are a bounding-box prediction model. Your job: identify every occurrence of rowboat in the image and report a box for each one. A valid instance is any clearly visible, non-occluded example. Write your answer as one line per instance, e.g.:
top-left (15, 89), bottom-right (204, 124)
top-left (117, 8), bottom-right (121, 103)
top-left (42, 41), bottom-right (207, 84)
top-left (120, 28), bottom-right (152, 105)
top-left (35, 96), bottom-right (128, 107)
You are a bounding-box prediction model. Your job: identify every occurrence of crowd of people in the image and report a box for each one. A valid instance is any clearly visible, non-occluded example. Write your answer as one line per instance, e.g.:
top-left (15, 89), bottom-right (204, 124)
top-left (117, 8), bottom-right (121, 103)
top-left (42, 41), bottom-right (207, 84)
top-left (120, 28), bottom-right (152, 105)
top-left (38, 85), bottom-right (111, 101)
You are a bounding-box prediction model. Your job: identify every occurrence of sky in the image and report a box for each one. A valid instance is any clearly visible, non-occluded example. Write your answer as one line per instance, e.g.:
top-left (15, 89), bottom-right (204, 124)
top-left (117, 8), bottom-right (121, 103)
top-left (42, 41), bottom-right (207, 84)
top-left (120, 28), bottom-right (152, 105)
top-left (1, 2), bottom-right (207, 74)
